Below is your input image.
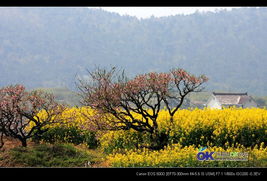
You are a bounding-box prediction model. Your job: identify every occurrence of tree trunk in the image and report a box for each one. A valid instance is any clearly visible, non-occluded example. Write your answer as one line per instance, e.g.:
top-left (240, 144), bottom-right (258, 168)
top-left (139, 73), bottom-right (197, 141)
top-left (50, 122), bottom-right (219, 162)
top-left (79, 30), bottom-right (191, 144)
top-left (149, 130), bottom-right (169, 150)
top-left (20, 139), bottom-right (27, 147)
top-left (0, 133), bottom-right (4, 149)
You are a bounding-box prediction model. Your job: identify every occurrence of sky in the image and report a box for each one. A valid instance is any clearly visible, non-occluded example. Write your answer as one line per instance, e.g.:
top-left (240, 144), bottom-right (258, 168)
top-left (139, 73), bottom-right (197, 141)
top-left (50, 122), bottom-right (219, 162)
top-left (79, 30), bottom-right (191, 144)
top-left (89, 7), bottom-right (242, 19)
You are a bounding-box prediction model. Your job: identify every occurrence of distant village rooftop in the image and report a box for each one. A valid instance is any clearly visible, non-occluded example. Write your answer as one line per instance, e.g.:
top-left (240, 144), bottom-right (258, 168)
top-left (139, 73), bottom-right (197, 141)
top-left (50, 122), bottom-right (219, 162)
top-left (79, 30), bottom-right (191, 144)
top-left (207, 92), bottom-right (257, 109)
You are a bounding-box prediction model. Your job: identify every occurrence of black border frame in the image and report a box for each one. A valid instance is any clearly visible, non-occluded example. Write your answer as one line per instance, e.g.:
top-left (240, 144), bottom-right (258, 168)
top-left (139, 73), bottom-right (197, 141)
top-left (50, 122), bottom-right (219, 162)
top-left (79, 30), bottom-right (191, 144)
top-left (0, 1), bottom-right (267, 178)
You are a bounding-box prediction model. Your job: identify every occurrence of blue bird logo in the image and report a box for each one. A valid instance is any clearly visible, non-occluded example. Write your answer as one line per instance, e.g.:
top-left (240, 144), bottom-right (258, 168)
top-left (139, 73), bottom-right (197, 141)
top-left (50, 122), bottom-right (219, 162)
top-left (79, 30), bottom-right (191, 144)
top-left (198, 146), bottom-right (207, 152)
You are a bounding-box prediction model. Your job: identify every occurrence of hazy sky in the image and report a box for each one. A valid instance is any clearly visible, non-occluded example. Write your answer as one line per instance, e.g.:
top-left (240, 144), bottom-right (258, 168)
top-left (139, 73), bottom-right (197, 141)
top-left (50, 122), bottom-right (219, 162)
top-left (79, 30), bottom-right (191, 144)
top-left (90, 7), bottom-right (242, 19)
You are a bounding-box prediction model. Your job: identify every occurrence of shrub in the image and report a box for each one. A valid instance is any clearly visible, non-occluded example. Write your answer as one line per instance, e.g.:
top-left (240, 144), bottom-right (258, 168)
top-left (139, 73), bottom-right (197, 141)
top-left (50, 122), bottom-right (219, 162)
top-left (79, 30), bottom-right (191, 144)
top-left (10, 143), bottom-right (92, 167)
top-left (33, 126), bottom-right (98, 149)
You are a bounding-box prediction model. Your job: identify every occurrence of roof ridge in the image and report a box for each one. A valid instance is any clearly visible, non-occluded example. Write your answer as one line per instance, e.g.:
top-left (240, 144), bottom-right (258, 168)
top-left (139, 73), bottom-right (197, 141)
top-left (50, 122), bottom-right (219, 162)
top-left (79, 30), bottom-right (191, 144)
top-left (213, 92), bottom-right (248, 96)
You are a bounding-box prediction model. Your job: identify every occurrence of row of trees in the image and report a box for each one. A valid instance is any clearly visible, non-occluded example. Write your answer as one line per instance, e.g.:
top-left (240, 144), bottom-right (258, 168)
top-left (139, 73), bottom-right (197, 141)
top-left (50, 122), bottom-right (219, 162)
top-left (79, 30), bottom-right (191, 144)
top-left (0, 67), bottom-right (207, 149)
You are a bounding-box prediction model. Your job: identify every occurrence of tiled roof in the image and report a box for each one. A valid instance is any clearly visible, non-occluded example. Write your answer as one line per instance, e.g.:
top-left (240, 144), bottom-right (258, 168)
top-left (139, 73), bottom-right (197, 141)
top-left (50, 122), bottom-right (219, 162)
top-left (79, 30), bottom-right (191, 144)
top-left (213, 92), bottom-right (251, 105)
top-left (238, 96), bottom-right (251, 104)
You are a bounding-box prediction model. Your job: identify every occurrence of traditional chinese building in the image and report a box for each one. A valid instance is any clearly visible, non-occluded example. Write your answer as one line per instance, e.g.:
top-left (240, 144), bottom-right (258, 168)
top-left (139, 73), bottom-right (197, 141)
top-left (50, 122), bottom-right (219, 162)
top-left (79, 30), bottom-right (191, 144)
top-left (206, 92), bottom-right (258, 109)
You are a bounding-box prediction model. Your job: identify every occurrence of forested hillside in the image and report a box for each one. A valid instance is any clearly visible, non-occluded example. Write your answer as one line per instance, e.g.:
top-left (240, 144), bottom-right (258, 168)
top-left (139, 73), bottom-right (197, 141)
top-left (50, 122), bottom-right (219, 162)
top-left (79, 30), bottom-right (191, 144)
top-left (0, 7), bottom-right (266, 95)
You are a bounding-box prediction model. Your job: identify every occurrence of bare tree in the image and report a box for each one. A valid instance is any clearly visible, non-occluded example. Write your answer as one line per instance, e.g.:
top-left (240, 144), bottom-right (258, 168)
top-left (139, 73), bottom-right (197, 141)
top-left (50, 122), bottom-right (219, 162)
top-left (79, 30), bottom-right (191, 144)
top-left (77, 67), bottom-right (208, 149)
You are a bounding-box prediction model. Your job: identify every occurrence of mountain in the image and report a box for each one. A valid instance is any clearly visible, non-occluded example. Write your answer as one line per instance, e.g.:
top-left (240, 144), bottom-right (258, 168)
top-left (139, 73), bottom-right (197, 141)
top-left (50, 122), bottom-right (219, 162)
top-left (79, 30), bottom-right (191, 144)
top-left (0, 7), bottom-right (266, 95)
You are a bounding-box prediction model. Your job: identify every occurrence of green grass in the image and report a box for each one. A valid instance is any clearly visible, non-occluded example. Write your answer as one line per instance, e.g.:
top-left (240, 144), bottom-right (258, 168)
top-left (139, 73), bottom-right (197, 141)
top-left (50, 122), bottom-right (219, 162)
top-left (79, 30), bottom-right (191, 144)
top-left (9, 143), bottom-right (96, 167)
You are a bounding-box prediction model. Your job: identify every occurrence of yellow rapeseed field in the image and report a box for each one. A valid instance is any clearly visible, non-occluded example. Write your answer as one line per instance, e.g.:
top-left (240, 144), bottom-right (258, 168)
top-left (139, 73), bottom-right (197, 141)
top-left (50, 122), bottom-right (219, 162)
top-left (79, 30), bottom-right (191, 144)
top-left (106, 143), bottom-right (267, 167)
top-left (33, 107), bottom-right (267, 167)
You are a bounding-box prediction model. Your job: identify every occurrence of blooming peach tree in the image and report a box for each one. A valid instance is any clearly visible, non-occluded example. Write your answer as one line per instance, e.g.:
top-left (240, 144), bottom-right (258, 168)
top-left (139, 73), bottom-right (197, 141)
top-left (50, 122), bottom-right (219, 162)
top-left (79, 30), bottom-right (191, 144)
top-left (77, 67), bottom-right (208, 149)
top-left (0, 85), bottom-right (66, 147)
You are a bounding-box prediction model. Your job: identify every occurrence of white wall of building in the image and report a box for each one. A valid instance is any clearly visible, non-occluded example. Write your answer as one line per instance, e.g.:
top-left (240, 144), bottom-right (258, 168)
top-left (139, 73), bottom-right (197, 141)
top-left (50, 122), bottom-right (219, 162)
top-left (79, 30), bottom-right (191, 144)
top-left (207, 97), bottom-right (221, 109)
